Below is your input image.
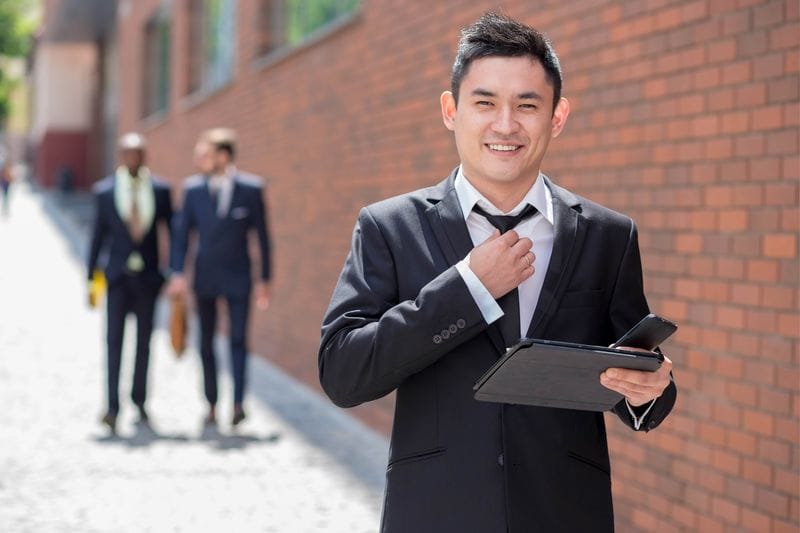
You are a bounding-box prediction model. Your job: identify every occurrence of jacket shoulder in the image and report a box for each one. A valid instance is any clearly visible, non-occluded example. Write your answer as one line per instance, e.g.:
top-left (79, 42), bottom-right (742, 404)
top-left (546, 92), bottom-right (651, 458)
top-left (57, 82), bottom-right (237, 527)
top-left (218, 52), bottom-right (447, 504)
top-left (235, 172), bottom-right (265, 190)
top-left (363, 183), bottom-right (439, 221)
top-left (91, 176), bottom-right (114, 195)
top-left (547, 177), bottom-right (634, 230)
top-left (182, 174), bottom-right (206, 191)
top-left (150, 176), bottom-right (171, 190)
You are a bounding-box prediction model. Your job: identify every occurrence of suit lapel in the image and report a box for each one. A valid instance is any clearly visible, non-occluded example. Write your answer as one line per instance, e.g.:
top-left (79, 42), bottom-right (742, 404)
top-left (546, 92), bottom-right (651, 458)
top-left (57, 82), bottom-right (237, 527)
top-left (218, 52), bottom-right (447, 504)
top-left (525, 177), bottom-right (587, 338)
top-left (424, 171), bottom-right (507, 356)
top-left (424, 173), bottom-right (473, 265)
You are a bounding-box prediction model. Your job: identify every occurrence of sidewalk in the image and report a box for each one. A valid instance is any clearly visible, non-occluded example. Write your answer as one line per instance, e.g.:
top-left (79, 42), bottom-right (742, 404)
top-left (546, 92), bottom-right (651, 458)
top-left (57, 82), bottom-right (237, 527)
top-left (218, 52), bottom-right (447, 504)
top-left (0, 183), bottom-right (387, 532)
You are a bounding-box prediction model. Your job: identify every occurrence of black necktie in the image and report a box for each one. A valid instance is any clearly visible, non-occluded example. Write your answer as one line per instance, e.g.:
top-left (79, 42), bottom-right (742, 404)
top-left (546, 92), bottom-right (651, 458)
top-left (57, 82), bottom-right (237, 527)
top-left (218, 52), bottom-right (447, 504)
top-left (472, 203), bottom-right (538, 348)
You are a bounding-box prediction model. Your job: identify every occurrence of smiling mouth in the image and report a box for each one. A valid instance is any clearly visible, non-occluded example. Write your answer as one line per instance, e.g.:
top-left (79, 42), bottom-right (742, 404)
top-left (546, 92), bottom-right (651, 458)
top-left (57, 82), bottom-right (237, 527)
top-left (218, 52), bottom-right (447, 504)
top-left (487, 143), bottom-right (522, 152)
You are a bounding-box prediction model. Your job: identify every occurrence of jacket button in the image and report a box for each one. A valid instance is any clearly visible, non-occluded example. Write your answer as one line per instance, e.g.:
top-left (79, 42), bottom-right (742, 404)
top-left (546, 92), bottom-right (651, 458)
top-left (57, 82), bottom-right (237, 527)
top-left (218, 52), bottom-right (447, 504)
top-left (497, 454), bottom-right (504, 466)
top-left (441, 329), bottom-right (450, 339)
top-left (449, 324), bottom-right (458, 334)
top-left (433, 335), bottom-right (442, 344)
top-left (456, 319), bottom-right (466, 329)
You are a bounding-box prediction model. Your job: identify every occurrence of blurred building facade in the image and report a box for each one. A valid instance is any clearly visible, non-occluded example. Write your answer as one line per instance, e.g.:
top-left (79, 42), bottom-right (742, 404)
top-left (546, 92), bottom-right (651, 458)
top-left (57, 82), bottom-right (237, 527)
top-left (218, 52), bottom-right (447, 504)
top-left (33, 0), bottom-right (799, 531)
top-left (28, 0), bottom-right (117, 189)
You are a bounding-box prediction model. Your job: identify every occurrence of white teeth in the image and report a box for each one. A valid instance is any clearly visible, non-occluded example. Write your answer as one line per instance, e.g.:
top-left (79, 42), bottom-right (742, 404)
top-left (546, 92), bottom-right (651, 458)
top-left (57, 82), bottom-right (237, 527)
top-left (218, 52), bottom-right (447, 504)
top-left (488, 144), bottom-right (518, 151)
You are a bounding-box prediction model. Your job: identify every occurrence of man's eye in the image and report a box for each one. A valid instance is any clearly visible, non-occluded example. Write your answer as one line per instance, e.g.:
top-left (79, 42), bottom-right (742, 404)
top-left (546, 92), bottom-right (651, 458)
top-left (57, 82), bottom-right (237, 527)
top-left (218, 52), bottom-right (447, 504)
top-left (519, 104), bottom-right (537, 109)
top-left (476, 100), bottom-right (493, 106)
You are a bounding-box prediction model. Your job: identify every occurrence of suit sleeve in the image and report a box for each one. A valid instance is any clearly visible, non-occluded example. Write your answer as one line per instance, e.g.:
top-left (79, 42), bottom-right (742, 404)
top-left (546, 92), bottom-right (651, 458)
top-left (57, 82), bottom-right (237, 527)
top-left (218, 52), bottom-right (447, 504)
top-left (318, 207), bottom-right (488, 408)
top-left (170, 189), bottom-right (194, 273)
top-left (608, 221), bottom-right (677, 431)
top-left (87, 192), bottom-right (107, 280)
top-left (252, 187), bottom-right (271, 281)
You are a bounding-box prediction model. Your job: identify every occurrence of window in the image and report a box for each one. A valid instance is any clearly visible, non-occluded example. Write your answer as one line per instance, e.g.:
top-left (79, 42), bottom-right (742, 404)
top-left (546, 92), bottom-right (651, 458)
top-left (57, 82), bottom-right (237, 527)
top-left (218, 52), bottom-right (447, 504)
top-left (142, 13), bottom-right (170, 117)
top-left (187, 0), bottom-right (237, 95)
top-left (257, 0), bottom-right (360, 56)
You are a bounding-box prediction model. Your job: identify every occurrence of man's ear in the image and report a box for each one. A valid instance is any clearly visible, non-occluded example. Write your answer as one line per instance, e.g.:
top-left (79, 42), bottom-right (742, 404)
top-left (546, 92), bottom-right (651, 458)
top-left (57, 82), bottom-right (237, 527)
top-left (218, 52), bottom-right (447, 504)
top-left (551, 97), bottom-right (570, 138)
top-left (440, 91), bottom-right (457, 131)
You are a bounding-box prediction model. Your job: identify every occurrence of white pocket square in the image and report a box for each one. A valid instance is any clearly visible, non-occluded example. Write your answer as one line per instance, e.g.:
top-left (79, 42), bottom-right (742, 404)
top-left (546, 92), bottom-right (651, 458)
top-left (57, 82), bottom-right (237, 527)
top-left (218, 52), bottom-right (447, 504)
top-left (231, 207), bottom-right (249, 219)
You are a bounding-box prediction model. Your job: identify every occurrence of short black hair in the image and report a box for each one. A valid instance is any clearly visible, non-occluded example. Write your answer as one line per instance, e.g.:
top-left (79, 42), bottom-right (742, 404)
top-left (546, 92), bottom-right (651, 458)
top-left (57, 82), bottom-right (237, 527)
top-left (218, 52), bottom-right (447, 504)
top-left (214, 141), bottom-right (235, 160)
top-left (451, 12), bottom-right (562, 112)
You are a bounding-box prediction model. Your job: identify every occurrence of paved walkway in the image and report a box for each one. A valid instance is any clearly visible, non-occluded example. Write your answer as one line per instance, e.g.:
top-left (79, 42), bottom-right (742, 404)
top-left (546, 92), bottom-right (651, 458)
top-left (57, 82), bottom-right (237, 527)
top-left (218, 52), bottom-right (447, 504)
top-left (0, 183), bottom-right (387, 532)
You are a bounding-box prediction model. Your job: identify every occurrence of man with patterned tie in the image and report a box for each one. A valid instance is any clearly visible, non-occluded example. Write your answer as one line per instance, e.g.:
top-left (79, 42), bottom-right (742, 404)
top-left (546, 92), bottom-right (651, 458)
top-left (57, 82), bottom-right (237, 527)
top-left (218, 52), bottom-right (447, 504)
top-left (88, 133), bottom-right (174, 433)
top-left (168, 128), bottom-right (272, 428)
top-left (319, 13), bottom-right (677, 532)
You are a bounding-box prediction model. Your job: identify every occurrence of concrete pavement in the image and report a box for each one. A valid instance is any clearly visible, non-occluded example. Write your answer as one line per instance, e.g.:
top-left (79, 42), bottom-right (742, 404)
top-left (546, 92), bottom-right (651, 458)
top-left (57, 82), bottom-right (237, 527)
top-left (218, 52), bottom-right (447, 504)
top-left (0, 183), bottom-right (387, 532)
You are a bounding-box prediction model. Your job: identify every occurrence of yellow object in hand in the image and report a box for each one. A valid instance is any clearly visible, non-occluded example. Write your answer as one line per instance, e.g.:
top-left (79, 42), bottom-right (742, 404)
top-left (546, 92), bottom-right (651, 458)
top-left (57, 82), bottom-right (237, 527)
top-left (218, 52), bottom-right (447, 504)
top-left (89, 269), bottom-right (106, 308)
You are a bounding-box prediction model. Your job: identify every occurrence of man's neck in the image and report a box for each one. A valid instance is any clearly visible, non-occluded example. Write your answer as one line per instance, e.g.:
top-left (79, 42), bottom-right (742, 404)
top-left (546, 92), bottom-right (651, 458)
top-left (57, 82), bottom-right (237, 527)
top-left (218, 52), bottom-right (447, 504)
top-left (467, 174), bottom-right (539, 213)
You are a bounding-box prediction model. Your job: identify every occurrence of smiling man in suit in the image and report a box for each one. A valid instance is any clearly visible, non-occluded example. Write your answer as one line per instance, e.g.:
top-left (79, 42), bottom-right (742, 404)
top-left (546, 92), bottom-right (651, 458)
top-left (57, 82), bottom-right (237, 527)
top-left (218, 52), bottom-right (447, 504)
top-left (319, 12), bottom-right (677, 533)
top-left (169, 128), bottom-right (271, 427)
top-left (88, 133), bottom-right (174, 433)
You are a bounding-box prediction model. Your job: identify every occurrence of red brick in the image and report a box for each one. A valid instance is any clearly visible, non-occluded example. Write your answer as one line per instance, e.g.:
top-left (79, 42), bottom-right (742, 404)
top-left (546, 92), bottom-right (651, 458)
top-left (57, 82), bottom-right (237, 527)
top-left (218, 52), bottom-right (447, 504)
top-left (768, 77), bottom-right (800, 103)
top-left (742, 458), bottom-right (774, 484)
top-left (747, 259), bottom-right (781, 282)
top-left (711, 495), bottom-right (741, 523)
top-left (757, 486), bottom-right (791, 518)
top-left (769, 24), bottom-right (800, 50)
top-left (741, 507), bottom-right (772, 531)
top-left (752, 104), bottom-right (784, 130)
top-left (727, 427), bottom-right (759, 454)
top-left (754, 0), bottom-right (787, 28)
top-left (759, 436), bottom-right (793, 466)
top-left (763, 233), bottom-right (798, 258)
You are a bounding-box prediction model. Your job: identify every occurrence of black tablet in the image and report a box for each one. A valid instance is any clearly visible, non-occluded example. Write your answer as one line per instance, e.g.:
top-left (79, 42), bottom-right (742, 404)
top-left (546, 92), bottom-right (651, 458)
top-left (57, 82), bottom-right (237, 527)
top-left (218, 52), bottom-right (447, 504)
top-left (473, 338), bottom-right (664, 412)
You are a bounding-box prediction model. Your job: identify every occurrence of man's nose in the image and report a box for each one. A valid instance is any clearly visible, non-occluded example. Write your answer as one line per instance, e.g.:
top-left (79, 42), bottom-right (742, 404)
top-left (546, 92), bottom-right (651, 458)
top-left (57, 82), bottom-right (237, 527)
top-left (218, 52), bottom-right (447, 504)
top-left (491, 106), bottom-right (519, 135)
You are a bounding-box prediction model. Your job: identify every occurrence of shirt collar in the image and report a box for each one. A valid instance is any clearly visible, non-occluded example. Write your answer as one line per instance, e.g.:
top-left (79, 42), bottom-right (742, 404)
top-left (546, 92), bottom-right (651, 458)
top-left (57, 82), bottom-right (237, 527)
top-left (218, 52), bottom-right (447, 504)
top-left (453, 165), bottom-right (554, 225)
top-left (209, 164), bottom-right (237, 187)
top-left (116, 165), bottom-right (151, 186)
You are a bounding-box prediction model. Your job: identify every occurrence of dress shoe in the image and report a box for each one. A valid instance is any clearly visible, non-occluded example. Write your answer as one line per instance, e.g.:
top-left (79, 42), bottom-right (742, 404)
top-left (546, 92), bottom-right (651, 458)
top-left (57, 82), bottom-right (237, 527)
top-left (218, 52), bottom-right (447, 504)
top-left (204, 407), bottom-right (217, 426)
top-left (232, 406), bottom-right (246, 427)
top-left (101, 412), bottom-right (117, 433)
top-left (136, 406), bottom-right (149, 424)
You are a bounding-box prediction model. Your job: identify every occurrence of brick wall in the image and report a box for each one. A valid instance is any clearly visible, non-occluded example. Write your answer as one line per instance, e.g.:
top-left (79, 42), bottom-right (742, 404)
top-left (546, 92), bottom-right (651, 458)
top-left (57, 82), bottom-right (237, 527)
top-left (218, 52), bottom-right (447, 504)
top-left (116, 0), bottom-right (799, 530)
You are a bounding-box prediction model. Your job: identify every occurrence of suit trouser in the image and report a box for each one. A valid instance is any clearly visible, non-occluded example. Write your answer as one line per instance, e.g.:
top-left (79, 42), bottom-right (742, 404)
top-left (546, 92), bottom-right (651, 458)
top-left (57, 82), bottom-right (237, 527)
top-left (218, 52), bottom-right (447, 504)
top-left (105, 275), bottom-right (158, 415)
top-left (196, 294), bottom-right (250, 406)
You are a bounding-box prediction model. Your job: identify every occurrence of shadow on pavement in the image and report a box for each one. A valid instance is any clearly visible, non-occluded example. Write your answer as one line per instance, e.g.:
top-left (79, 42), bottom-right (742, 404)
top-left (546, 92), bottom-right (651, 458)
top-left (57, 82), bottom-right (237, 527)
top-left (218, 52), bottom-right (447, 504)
top-left (92, 420), bottom-right (281, 450)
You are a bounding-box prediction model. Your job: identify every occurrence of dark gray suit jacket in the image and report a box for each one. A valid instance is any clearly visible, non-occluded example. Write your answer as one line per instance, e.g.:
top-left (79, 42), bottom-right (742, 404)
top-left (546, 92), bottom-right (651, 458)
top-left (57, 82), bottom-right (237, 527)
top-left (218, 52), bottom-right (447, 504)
top-left (319, 171), bottom-right (677, 533)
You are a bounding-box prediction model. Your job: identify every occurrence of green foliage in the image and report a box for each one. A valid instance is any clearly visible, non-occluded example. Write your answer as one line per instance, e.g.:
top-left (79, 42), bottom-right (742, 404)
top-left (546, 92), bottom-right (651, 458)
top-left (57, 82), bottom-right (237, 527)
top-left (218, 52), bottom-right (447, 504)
top-left (285, 0), bottom-right (360, 46)
top-left (0, 0), bottom-right (35, 57)
top-left (0, 0), bottom-right (34, 125)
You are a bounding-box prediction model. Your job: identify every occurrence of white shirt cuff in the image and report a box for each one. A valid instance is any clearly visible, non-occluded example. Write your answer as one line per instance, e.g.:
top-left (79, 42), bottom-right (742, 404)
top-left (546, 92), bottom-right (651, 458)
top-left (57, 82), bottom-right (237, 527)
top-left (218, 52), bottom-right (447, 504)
top-left (455, 260), bottom-right (503, 325)
top-left (625, 398), bottom-right (656, 430)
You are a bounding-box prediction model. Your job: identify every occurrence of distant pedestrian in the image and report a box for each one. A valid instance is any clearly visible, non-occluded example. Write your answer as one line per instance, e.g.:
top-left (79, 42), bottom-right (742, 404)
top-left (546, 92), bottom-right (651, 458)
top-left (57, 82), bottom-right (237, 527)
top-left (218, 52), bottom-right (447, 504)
top-left (0, 153), bottom-right (11, 217)
top-left (87, 133), bottom-right (174, 433)
top-left (168, 128), bottom-right (272, 427)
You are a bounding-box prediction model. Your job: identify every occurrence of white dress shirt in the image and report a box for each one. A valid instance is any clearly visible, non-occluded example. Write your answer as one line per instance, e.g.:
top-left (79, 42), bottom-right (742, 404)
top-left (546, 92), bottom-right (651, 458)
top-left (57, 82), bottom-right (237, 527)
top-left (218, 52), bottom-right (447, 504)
top-left (113, 165), bottom-right (155, 233)
top-left (208, 164), bottom-right (237, 218)
top-left (454, 166), bottom-right (656, 425)
top-left (453, 166), bottom-right (555, 340)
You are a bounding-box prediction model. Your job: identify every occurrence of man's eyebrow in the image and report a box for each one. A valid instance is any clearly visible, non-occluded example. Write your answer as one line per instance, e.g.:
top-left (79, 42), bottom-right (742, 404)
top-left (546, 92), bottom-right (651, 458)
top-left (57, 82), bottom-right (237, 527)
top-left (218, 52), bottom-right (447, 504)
top-left (470, 88), bottom-right (544, 100)
top-left (471, 88), bottom-right (496, 98)
top-left (518, 91), bottom-right (543, 100)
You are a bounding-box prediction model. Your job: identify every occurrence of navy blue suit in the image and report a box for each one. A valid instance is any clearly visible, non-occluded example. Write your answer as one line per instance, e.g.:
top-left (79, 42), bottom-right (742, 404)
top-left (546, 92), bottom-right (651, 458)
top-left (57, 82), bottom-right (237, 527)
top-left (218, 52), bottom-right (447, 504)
top-left (88, 174), bottom-right (173, 415)
top-left (171, 173), bottom-right (271, 406)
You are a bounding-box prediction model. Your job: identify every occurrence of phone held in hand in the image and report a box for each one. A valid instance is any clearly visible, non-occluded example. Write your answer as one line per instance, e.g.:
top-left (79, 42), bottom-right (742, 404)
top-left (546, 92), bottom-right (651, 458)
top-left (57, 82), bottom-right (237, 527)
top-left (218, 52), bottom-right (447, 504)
top-left (611, 313), bottom-right (677, 351)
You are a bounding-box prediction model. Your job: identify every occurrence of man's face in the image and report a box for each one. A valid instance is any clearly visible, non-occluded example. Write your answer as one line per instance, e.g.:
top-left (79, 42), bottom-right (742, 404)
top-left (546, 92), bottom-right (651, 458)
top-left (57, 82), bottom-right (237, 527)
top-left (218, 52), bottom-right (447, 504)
top-left (193, 141), bottom-right (216, 175)
top-left (441, 56), bottom-right (569, 191)
top-left (120, 148), bottom-right (145, 174)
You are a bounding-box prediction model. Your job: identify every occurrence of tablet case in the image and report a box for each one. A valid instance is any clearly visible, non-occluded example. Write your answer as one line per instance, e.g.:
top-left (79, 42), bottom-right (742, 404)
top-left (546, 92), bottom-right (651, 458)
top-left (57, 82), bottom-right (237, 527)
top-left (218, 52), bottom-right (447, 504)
top-left (473, 339), bottom-right (663, 411)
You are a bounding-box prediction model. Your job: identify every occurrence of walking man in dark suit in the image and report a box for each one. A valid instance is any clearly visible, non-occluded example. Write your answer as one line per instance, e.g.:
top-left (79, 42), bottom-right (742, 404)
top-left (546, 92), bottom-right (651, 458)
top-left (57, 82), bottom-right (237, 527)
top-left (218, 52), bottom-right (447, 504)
top-left (319, 13), bottom-right (677, 532)
top-left (88, 133), bottom-right (174, 433)
top-left (169, 128), bottom-right (271, 427)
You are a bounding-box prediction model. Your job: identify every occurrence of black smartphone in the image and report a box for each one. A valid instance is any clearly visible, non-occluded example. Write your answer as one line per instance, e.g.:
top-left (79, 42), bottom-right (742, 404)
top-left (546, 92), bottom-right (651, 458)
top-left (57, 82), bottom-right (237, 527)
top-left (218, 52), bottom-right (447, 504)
top-left (611, 313), bottom-right (677, 351)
